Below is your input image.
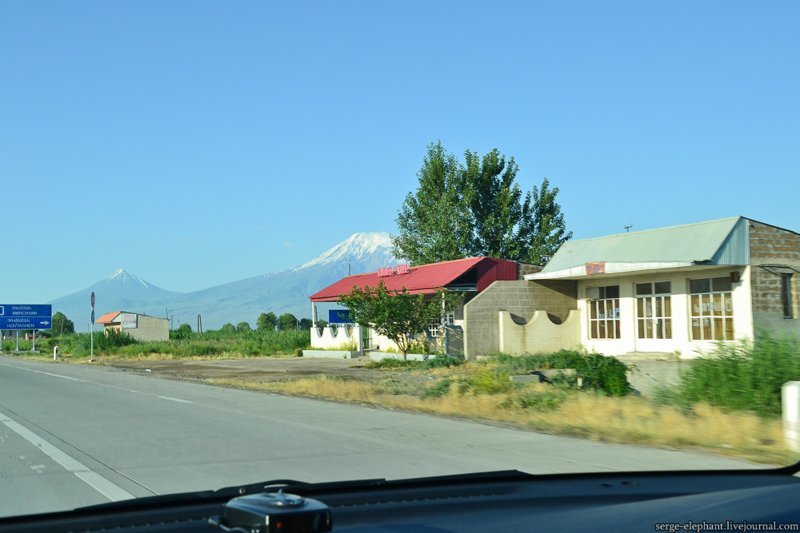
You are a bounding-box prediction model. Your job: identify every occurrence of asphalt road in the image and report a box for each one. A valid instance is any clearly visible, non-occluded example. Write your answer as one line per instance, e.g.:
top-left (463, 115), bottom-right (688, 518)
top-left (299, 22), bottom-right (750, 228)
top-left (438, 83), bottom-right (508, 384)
top-left (0, 356), bottom-right (758, 518)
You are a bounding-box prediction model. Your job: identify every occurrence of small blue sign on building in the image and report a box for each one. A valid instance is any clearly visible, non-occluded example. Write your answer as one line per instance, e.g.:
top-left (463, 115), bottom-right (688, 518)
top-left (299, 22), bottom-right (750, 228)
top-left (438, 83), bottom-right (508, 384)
top-left (328, 309), bottom-right (350, 324)
top-left (0, 304), bottom-right (53, 330)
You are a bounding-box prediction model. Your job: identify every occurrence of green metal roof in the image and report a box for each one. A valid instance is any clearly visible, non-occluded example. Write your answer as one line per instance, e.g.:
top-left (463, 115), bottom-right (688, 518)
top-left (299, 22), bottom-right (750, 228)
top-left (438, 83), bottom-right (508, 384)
top-left (540, 216), bottom-right (748, 275)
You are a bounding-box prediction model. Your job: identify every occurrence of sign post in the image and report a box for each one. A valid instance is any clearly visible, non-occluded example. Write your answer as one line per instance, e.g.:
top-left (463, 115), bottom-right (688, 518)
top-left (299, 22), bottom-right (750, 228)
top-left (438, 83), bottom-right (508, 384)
top-left (90, 292), bottom-right (95, 362)
top-left (0, 305), bottom-right (53, 353)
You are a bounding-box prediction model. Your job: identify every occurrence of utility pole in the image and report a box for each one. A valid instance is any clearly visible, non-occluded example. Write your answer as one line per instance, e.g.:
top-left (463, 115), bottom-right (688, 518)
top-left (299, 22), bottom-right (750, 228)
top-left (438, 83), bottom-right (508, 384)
top-left (624, 224), bottom-right (633, 233)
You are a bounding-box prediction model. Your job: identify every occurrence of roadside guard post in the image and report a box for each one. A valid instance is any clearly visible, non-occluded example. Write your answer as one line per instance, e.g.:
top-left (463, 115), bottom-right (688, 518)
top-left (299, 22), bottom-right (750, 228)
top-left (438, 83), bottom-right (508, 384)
top-left (783, 381), bottom-right (800, 453)
top-left (53, 345), bottom-right (59, 361)
top-left (90, 291), bottom-right (95, 362)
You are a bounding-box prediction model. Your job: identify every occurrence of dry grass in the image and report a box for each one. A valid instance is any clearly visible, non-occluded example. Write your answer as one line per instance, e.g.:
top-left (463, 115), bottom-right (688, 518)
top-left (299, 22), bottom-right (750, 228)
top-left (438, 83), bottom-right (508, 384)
top-left (206, 376), bottom-right (794, 465)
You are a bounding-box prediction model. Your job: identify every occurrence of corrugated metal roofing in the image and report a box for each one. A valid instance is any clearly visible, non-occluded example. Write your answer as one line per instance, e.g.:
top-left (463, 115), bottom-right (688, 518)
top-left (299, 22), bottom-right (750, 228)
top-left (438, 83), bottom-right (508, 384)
top-left (540, 217), bottom-right (745, 274)
top-left (309, 257), bottom-right (515, 302)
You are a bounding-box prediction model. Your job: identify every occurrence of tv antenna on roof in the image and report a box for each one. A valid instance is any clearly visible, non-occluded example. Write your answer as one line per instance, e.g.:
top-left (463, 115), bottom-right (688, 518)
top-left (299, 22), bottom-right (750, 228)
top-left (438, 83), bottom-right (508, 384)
top-left (624, 224), bottom-right (633, 233)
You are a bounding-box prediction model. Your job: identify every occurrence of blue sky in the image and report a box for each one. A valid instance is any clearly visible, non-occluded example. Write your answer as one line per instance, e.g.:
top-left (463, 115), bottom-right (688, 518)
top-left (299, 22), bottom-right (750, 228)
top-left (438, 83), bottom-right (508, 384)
top-left (2, 1), bottom-right (798, 302)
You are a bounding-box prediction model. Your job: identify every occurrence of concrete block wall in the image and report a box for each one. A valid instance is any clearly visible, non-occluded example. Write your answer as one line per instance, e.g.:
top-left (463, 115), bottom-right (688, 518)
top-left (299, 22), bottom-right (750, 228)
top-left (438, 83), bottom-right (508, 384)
top-left (517, 263), bottom-right (543, 278)
top-left (749, 221), bottom-right (800, 337)
top-left (129, 315), bottom-right (169, 342)
top-left (463, 280), bottom-right (577, 358)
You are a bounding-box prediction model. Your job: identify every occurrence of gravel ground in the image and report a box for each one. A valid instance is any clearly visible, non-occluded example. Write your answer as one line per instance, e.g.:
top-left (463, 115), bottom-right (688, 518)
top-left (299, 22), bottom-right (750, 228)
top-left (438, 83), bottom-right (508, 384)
top-left (105, 356), bottom-right (388, 383)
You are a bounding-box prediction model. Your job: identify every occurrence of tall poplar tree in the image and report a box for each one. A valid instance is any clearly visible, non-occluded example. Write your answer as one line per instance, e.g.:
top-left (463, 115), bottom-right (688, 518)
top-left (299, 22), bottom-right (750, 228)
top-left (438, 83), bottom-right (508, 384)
top-left (392, 141), bottom-right (473, 265)
top-left (393, 142), bottom-right (572, 265)
top-left (524, 177), bottom-right (573, 265)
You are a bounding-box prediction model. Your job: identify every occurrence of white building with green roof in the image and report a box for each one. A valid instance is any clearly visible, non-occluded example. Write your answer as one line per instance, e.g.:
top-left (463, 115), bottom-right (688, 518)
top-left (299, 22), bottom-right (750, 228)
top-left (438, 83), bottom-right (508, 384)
top-left (464, 216), bottom-right (799, 360)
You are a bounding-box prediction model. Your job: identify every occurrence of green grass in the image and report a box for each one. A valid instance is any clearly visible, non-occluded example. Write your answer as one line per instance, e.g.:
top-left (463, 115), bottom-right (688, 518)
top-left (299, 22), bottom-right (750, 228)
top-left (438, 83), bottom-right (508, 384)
top-left (485, 350), bottom-right (632, 396)
top-left (659, 333), bottom-right (800, 417)
top-left (365, 356), bottom-right (464, 370)
top-left (6, 329), bottom-right (310, 358)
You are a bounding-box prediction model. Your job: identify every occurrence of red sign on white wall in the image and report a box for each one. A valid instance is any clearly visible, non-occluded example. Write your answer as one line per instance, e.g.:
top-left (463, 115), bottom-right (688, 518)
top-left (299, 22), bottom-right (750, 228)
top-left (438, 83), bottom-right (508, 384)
top-left (585, 262), bottom-right (606, 275)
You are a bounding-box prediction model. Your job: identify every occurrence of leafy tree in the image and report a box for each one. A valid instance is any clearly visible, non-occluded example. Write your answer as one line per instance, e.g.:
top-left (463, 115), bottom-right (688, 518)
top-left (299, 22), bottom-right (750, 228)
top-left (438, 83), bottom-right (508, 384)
top-left (278, 313), bottom-right (298, 331)
top-left (298, 318), bottom-right (313, 330)
top-left (393, 141), bottom-right (474, 265)
top-left (170, 323), bottom-right (193, 340)
top-left (393, 142), bottom-right (571, 265)
top-left (51, 312), bottom-right (75, 336)
top-left (220, 323), bottom-right (236, 334)
top-left (523, 177), bottom-right (573, 265)
top-left (463, 148), bottom-right (524, 259)
top-left (257, 312), bottom-right (278, 331)
top-left (236, 321), bottom-right (251, 332)
top-left (339, 282), bottom-right (452, 360)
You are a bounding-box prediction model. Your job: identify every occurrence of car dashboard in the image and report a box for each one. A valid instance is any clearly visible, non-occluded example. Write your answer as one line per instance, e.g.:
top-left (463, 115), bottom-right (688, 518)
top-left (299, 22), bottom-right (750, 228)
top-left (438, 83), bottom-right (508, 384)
top-left (1, 466), bottom-right (799, 532)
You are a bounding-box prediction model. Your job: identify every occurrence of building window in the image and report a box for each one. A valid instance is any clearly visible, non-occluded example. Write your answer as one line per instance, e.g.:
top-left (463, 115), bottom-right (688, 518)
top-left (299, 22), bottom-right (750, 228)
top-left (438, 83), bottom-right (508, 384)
top-left (588, 285), bottom-right (620, 339)
top-left (636, 281), bottom-right (672, 339)
top-left (428, 308), bottom-right (455, 337)
top-left (689, 277), bottom-right (734, 341)
top-left (782, 273), bottom-right (795, 319)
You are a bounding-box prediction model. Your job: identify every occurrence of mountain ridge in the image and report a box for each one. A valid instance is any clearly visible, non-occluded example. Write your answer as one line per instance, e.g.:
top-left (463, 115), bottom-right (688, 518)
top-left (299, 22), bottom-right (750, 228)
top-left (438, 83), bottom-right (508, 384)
top-left (50, 232), bottom-right (398, 331)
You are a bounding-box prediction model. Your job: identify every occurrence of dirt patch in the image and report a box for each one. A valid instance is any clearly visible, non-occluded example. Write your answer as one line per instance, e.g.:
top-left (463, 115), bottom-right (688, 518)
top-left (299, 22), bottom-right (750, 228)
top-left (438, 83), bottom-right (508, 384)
top-left (105, 357), bottom-right (387, 383)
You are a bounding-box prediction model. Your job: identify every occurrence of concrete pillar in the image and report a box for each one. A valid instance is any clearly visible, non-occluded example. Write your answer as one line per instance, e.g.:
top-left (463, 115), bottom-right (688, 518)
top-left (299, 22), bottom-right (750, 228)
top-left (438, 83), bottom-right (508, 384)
top-left (783, 381), bottom-right (800, 453)
top-left (498, 312), bottom-right (505, 354)
top-left (311, 303), bottom-right (317, 326)
top-left (355, 325), bottom-right (363, 353)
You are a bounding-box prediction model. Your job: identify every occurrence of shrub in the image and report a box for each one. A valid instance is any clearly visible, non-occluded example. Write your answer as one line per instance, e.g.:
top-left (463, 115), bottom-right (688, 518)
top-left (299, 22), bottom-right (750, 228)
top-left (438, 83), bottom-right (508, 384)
top-left (500, 389), bottom-right (570, 411)
top-left (90, 329), bottom-right (136, 350)
top-left (489, 350), bottom-right (631, 396)
top-left (465, 369), bottom-right (512, 394)
top-left (366, 358), bottom-right (411, 369)
top-left (421, 356), bottom-right (463, 369)
top-left (170, 324), bottom-right (193, 340)
top-left (671, 333), bottom-right (800, 417)
top-left (367, 356), bottom-right (464, 370)
top-left (423, 379), bottom-right (455, 398)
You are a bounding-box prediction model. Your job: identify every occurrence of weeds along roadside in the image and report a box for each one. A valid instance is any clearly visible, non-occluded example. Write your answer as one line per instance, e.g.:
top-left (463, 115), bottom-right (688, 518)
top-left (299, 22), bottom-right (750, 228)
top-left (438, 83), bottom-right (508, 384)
top-left (205, 342), bottom-right (798, 465)
top-left (3, 328), bottom-right (311, 358)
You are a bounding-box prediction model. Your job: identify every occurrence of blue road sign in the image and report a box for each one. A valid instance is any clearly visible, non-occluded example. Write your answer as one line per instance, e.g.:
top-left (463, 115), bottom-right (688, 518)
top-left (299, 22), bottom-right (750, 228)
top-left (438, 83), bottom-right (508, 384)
top-left (0, 304), bottom-right (53, 330)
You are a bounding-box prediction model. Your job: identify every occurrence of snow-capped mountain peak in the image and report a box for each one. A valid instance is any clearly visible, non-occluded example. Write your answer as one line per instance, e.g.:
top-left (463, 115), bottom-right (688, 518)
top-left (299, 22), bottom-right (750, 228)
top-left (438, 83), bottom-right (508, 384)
top-left (298, 232), bottom-right (395, 270)
top-left (106, 268), bottom-right (150, 288)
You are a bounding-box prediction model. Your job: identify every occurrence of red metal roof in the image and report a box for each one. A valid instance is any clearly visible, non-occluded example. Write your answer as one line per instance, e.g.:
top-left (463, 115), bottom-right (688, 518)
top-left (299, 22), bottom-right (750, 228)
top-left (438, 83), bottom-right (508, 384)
top-left (309, 257), bottom-right (517, 302)
top-left (95, 311), bottom-right (121, 324)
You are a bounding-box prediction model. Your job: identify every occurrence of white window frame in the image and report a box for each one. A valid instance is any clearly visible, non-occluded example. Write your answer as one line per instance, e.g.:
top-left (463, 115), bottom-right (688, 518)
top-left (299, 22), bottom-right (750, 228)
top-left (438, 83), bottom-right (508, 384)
top-left (688, 277), bottom-right (735, 341)
top-left (587, 285), bottom-right (621, 340)
top-left (635, 281), bottom-right (672, 340)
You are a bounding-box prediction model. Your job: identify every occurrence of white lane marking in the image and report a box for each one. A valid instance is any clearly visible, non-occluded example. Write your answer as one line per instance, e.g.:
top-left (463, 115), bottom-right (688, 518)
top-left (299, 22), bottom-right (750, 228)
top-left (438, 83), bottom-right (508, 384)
top-left (0, 408), bottom-right (135, 502)
top-left (0, 363), bottom-right (84, 382)
top-left (1, 360), bottom-right (195, 405)
top-left (157, 395), bottom-right (193, 404)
